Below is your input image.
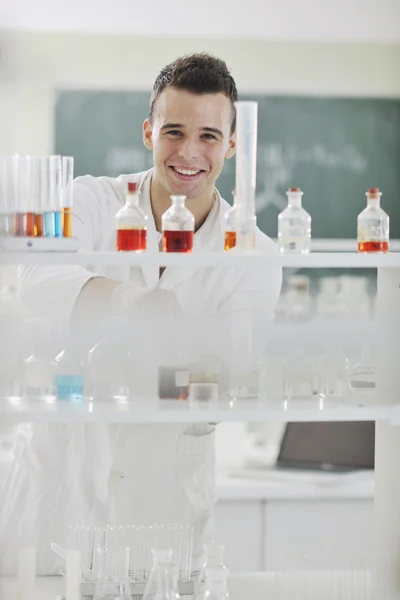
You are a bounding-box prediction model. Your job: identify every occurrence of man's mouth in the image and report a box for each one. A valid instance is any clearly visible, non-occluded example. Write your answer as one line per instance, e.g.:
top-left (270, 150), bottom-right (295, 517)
top-left (169, 166), bottom-right (205, 180)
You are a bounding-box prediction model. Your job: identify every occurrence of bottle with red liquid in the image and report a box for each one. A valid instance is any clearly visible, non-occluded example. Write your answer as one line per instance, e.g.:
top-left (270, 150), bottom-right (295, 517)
top-left (357, 188), bottom-right (389, 253)
top-left (116, 182), bottom-right (148, 252)
top-left (162, 195), bottom-right (195, 253)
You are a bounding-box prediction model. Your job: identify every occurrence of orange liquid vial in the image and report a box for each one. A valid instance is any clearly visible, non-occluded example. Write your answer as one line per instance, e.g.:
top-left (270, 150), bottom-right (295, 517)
top-left (358, 241), bottom-right (389, 253)
top-left (224, 231), bottom-right (236, 251)
top-left (116, 228), bottom-right (147, 252)
top-left (34, 214), bottom-right (44, 237)
top-left (62, 207), bottom-right (72, 238)
top-left (163, 230), bottom-right (193, 253)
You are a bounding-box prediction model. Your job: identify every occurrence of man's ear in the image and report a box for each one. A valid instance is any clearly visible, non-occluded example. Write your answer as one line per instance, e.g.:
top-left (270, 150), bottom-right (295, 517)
top-left (143, 119), bottom-right (153, 150)
top-left (225, 132), bottom-right (236, 159)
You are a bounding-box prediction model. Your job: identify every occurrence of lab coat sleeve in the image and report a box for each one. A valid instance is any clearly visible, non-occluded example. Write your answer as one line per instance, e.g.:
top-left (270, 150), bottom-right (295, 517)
top-left (17, 178), bottom-right (114, 319)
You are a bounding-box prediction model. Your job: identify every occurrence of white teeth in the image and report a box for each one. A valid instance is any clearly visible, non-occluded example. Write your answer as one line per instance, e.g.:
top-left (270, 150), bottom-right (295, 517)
top-left (174, 167), bottom-right (200, 176)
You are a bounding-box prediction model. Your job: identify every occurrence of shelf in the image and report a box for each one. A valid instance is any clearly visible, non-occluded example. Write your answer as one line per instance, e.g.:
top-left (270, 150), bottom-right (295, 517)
top-left (1, 250), bottom-right (400, 268)
top-left (0, 397), bottom-right (390, 424)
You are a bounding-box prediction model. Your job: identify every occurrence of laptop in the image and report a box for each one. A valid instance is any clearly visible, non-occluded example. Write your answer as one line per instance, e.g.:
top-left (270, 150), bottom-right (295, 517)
top-left (276, 421), bottom-right (375, 472)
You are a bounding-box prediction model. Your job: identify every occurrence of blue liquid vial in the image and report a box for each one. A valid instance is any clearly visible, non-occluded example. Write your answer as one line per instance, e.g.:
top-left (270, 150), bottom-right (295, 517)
top-left (43, 212), bottom-right (55, 237)
top-left (54, 211), bottom-right (63, 237)
top-left (55, 374), bottom-right (83, 402)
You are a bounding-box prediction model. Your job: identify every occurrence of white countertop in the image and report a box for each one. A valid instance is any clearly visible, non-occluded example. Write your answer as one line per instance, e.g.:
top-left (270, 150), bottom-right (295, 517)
top-left (216, 469), bottom-right (375, 501)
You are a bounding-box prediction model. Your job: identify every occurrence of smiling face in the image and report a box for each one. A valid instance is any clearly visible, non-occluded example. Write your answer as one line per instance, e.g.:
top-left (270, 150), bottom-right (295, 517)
top-left (143, 86), bottom-right (236, 201)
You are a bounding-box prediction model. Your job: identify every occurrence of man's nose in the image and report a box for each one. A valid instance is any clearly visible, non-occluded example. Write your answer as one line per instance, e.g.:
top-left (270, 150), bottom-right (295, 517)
top-left (178, 137), bottom-right (199, 161)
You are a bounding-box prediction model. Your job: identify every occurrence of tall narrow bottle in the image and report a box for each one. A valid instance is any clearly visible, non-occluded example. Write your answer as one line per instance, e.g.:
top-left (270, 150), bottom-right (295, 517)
top-left (196, 543), bottom-right (229, 599)
top-left (116, 182), bottom-right (148, 252)
top-left (277, 187), bottom-right (311, 254)
top-left (357, 187), bottom-right (389, 253)
top-left (162, 195), bottom-right (194, 253)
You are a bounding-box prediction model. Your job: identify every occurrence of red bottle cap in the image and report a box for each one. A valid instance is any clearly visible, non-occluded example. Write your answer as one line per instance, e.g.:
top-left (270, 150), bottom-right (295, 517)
top-left (288, 187), bottom-right (301, 192)
top-left (127, 182), bottom-right (138, 193)
top-left (367, 187), bottom-right (380, 194)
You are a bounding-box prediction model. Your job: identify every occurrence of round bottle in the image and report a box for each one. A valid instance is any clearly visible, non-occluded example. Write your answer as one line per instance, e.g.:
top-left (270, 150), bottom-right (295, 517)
top-left (162, 195), bottom-right (195, 253)
top-left (357, 187), bottom-right (389, 253)
top-left (116, 181), bottom-right (148, 252)
top-left (277, 187), bottom-right (311, 255)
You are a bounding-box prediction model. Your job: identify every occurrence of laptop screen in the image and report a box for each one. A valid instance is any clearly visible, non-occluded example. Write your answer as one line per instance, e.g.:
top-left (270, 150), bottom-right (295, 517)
top-left (277, 421), bottom-right (375, 471)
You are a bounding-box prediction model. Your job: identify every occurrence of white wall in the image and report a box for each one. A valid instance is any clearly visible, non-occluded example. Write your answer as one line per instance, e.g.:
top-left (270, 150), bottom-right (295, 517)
top-left (3, 0), bottom-right (400, 43)
top-left (2, 31), bottom-right (400, 156)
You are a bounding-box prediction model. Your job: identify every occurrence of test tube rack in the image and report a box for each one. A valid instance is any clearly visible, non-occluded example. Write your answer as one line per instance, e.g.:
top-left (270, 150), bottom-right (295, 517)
top-left (0, 235), bottom-right (79, 252)
top-left (60, 572), bottom-right (194, 598)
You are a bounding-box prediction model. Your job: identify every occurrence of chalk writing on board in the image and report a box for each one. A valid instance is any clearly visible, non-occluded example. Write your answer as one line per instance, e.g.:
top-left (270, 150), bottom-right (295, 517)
top-left (104, 147), bottom-right (153, 175)
top-left (256, 143), bottom-right (368, 213)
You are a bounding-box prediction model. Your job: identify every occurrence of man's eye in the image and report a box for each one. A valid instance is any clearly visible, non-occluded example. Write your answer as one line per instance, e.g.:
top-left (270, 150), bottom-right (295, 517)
top-left (167, 130), bottom-right (182, 136)
top-left (202, 133), bottom-right (217, 140)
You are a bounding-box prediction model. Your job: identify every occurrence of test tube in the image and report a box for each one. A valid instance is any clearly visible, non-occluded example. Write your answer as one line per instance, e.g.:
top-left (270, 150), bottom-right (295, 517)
top-left (234, 101), bottom-right (258, 249)
top-left (62, 156), bottom-right (74, 237)
top-left (0, 157), bottom-right (14, 236)
top-left (42, 155), bottom-right (62, 237)
top-left (29, 157), bottom-right (43, 237)
top-left (12, 155), bottom-right (35, 236)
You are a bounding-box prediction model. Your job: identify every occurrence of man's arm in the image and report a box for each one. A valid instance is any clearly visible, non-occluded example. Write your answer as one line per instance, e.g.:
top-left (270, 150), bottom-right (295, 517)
top-left (17, 176), bottom-right (148, 320)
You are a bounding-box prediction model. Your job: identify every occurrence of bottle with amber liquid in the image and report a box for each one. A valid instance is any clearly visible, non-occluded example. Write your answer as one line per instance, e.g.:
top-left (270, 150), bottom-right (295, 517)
top-left (357, 187), bottom-right (389, 253)
top-left (116, 182), bottom-right (148, 252)
top-left (224, 191), bottom-right (237, 251)
top-left (162, 195), bottom-right (194, 253)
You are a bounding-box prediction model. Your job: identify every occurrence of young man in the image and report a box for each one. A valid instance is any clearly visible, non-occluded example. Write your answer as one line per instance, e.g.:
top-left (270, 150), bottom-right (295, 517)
top-left (0, 53), bottom-right (282, 575)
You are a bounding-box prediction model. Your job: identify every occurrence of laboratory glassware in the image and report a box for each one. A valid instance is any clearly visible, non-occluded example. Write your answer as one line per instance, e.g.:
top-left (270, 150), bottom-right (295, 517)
top-left (223, 191), bottom-right (238, 251)
top-left (24, 319), bottom-right (60, 401)
top-left (87, 317), bottom-right (132, 402)
top-left (196, 543), bottom-right (229, 599)
top-left (116, 181), bottom-right (148, 251)
top-left (92, 545), bottom-right (133, 600)
top-left (143, 548), bottom-right (180, 600)
top-left (278, 187), bottom-right (311, 254)
top-left (233, 101), bottom-right (258, 250)
top-left (40, 155), bottom-right (63, 237)
top-left (349, 347), bottom-right (376, 395)
top-left (0, 156), bottom-right (14, 236)
top-left (189, 355), bottom-right (220, 405)
top-left (53, 327), bottom-right (86, 402)
top-left (61, 156), bottom-right (74, 238)
top-left (195, 566), bottom-right (230, 600)
top-left (357, 187), bottom-right (389, 253)
top-left (12, 155), bottom-right (34, 236)
top-left (162, 195), bottom-right (194, 253)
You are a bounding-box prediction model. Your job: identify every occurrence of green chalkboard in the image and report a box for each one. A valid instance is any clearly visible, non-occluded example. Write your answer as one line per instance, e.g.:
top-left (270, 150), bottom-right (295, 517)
top-left (55, 90), bottom-right (400, 239)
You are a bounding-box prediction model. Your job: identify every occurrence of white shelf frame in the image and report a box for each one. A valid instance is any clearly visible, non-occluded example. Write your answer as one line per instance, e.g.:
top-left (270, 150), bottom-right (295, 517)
top-left (1, 250), bottom-right (400, 268)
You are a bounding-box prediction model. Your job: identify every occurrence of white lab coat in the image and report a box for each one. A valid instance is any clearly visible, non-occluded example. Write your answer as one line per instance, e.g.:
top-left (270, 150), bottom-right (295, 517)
top-left (0, 168), bottom-right (282, 575)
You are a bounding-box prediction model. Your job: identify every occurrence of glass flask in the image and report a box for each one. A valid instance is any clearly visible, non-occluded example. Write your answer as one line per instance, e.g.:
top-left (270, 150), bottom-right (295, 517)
top-left (196, 543), bottom-right (229, 599)
top-left (162, 195), bottom-right (194, 253)
top-left (116, 181), bottom-right (148, 252)
top-left (142, 548), bottom-right (180, 600)
top-left (283, 350), bottom-right (315, 400)
top-left (278, 187), bottom-right (311, 255)
top-left (357, 187), bottom-right (389, 253)
top-left (195, 566), bottom-right (230, 600)
top-left (314, 348), bottom-right (350, 397)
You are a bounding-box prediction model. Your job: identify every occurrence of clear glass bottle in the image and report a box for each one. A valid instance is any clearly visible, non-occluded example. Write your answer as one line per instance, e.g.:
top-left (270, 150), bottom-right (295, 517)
top-left (143, 548), bottom-right (180, 600)
top-left (116, 181), bottom-right (148, 252)
top-left (24, 319), bottom-right (61, 401)
top-left (278, 187), bottom-right (311, 254)
top-left (93, 546), bottom-right (133, 600)
top-left (196, 543), bottom-right (229, 599)
top-left (357, 187), bottom-right (389, 253)
top-left (162, 195), bottom-right (194, 253)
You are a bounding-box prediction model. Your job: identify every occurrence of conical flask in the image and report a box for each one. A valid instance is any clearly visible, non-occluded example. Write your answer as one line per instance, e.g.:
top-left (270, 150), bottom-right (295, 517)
top-left (143, 548), bottom-right (180, 600)
top-left (195, 543), bottom-right (229, 599)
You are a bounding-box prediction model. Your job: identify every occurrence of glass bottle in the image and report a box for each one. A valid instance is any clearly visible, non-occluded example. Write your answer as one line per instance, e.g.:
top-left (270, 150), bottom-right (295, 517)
top-left (357, 187), bottom-right (389, 253)
top-left (143, 548), bottom-right (180, 600)
top-left (277, 187), bottom-right (311, 255)
top-left (162, 195), bottom-right (194, 253)
top-left (24, 319), bottom-right (61, 401)
top-left (116, 181), bottom-right (148, 252)
top-left (196, 567), bottom-right (230, 600)
top-left (196, 543), bottom-right (229, 599)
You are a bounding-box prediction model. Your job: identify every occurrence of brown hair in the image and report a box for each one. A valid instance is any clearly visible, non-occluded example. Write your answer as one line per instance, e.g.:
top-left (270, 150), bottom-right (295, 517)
top-left (149, 53), bottom-right (238, 134)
